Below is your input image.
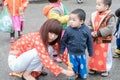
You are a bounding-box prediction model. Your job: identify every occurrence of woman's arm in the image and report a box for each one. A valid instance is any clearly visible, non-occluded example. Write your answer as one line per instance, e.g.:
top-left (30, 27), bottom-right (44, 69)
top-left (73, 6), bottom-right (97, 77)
top-left (35, 37), bottom-right (74, 76)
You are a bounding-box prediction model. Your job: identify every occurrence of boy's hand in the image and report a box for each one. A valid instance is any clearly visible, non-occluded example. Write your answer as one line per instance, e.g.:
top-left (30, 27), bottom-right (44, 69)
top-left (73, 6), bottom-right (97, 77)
top-left (91, 31), bottom-right (97, 37)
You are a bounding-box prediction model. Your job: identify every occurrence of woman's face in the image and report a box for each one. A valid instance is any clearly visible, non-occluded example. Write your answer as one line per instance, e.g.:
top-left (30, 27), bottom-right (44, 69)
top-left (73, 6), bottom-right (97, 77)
top-left (96, 0), bottom-right (108, 12)
top-left (48, 32), bottom-right (58, 42)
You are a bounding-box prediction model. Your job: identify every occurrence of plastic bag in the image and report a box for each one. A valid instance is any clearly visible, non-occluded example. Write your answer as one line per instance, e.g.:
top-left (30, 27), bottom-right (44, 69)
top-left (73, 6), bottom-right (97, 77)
top-left (0, 6), bottom-right (13, 33)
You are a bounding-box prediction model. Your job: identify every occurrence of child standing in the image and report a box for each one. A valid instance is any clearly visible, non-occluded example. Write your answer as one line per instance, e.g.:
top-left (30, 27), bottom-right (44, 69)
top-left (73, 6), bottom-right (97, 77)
top-left (88, 0), bottom-right (116, 77)
top-left (60, 8), bottom-right (94, 80)
top-left (113, 8), bottom-right (120, 57)
top-left (43, 0), bottom-right (69, 30)
top-left (4, 0), bottom-right (29, 43)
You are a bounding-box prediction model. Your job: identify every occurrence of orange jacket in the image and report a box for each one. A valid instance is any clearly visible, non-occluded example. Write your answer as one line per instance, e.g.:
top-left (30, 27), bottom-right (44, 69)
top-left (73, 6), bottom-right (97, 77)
top-left (4, 0), bottom-right (29, 16)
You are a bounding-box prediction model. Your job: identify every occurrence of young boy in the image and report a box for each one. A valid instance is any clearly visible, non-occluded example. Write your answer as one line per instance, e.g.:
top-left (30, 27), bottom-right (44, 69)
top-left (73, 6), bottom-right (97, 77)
top-left (88, 0), bottom-right (116, 77)
top-left (60, 8), bottom-right (94, 80)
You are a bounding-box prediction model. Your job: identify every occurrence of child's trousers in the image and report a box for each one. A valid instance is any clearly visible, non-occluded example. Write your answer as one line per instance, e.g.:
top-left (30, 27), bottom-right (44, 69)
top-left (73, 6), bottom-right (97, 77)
top-left (68, 53), bottom-right (87, 79)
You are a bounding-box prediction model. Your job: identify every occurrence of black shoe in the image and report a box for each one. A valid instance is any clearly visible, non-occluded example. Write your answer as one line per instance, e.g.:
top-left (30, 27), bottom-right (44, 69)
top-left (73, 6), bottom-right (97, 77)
top-left (75, 77), bottom-right (87, 80)
top-left (21, 76), bottom-right (26, 80)
top-left (88, 70), bottom-right (96, 75)
top-left (36, 72), bottom-right (48, 79)
top-left (40, 71), bottom-right (48, 76)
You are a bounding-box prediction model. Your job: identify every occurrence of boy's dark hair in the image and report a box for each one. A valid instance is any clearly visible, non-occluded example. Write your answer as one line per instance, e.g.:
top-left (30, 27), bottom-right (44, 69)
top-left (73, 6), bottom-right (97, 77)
top-left (115, 8), bottom-right (120, 17)
top-left (103, 0), bottom-right (112, 7)
top-left (48, 0), bottom-right (58, 3)
top-left (71, 8), bottom-right (86, 21)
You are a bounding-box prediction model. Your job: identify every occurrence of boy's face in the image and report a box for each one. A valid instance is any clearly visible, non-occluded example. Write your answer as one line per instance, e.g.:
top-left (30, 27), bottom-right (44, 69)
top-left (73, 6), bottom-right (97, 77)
top-left (68, 14), bottom-right (83, 28)
top-left (96, 0), bottom-right (108, 12)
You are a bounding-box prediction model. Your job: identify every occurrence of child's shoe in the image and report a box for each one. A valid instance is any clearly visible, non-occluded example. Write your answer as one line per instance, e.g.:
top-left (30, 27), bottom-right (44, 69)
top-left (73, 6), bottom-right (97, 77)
top-left (69, 77), bottom-right (75, 80)
top-left (113, 53), bottom-right (120, 58)
top-left (101, 71), bottom-right (109, 77)
top-left (88, 70), bottom-right (96, 75)
top-left (75, 77), bottom-right (87, 80)
top-left (76, 0), bottom-right (83, 4)
top-left (10, 37), bottom-right (15, 43)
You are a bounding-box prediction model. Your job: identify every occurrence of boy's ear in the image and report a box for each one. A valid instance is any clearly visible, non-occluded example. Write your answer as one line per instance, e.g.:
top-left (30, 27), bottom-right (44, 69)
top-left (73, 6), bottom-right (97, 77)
top-left (80, 20), bottom-right (84, 24)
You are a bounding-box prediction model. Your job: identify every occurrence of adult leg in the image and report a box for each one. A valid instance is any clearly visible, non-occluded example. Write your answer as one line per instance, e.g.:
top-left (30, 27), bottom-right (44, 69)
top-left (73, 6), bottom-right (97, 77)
top-left (8, 48), bottom-right (43, 72)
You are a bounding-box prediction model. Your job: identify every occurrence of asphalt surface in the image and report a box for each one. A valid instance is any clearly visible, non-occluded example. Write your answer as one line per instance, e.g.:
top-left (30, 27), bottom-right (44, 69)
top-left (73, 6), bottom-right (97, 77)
top-left (0, 0), bottom-right (120, 80)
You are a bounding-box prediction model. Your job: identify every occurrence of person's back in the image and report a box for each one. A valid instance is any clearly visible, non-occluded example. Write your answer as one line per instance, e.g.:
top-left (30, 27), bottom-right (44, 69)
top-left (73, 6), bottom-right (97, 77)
top-left (43, 0), bottom-right (69, 29)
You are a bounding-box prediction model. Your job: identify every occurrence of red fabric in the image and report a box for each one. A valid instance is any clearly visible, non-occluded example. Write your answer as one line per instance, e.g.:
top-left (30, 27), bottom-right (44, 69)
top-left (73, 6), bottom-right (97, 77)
top-left (88, 43), bottom-right (108, 72)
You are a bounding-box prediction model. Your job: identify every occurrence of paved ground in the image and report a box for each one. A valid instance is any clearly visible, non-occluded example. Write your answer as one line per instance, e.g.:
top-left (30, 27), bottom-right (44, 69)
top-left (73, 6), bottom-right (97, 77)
top-left (0, 0), bottom-right (120, 80)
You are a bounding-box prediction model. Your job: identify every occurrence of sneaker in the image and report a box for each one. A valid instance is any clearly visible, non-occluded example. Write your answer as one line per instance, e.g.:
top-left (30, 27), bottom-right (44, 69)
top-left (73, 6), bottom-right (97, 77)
top-left (21, 76), bottom-right (25, 80)
top-left (40, 71), bottom-right (48, 76)
top-left (88, 70), bottom-right (96, 75)
top-left (115, 49), bottom-right (120, 55)
top-left (10, 37), bottom-right (15, 43)
top-left (113, 53), bottom-right (120, 58)
top-left (18, 35), bottom-right (22, 39)
top-left (75, 77), bottom-right (87, 80)
top-left (101, 72), bottom-right (109, 77)
top-left (77, 0), bottom-right (83, 4)
top-left (53, 57), bottom-right (62, 63)
top-left (70, 77), bottom-right (75, 80)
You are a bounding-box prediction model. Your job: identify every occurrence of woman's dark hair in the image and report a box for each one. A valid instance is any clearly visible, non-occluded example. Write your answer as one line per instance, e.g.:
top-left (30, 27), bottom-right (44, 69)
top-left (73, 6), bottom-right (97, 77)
top-left (115, 8), bottom-right (120, 17)
top-left (40, 19), bottom-right (62, 49)
top-left (103, 0), bottom-right (112, 7)
top-left (71, 8), bottom-right (86, 21)
top-left (48, 0), bottom-right (58, 3)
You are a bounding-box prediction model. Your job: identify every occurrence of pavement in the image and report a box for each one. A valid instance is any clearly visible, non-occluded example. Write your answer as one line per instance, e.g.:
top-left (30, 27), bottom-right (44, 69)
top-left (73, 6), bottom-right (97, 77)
top-left (0, 0), bottom-right (120, 80)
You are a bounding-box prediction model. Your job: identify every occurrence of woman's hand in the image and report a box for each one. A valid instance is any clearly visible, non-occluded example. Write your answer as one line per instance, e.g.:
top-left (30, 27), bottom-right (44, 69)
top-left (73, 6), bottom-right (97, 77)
top-left (62, 69), bottom-right (75, 77)
top-left (91, 31), bottom-right (97, 37)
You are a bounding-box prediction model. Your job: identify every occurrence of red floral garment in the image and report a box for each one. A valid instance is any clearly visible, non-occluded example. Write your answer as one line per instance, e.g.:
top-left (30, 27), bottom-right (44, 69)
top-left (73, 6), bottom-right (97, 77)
top-left (88, 11), bottom-right (109, 72)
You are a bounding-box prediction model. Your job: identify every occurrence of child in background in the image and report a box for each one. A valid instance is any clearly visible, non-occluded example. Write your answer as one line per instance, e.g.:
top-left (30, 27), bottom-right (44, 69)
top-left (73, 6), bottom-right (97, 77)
top-left (60, 8), bottom-right (93, 80)
top-left (113, 8), bottom-right (120, 57)
top-left (43, 0), bottom-right (69, 30)
top-left (88, 0), bottom-right (116, 77)
top-left (4, 0), bottom-right (29, 43)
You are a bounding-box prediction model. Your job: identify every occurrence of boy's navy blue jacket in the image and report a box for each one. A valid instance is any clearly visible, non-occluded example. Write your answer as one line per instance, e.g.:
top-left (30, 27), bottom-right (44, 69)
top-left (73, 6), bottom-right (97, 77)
top-left (60, 23), bottom-right (93, 56)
